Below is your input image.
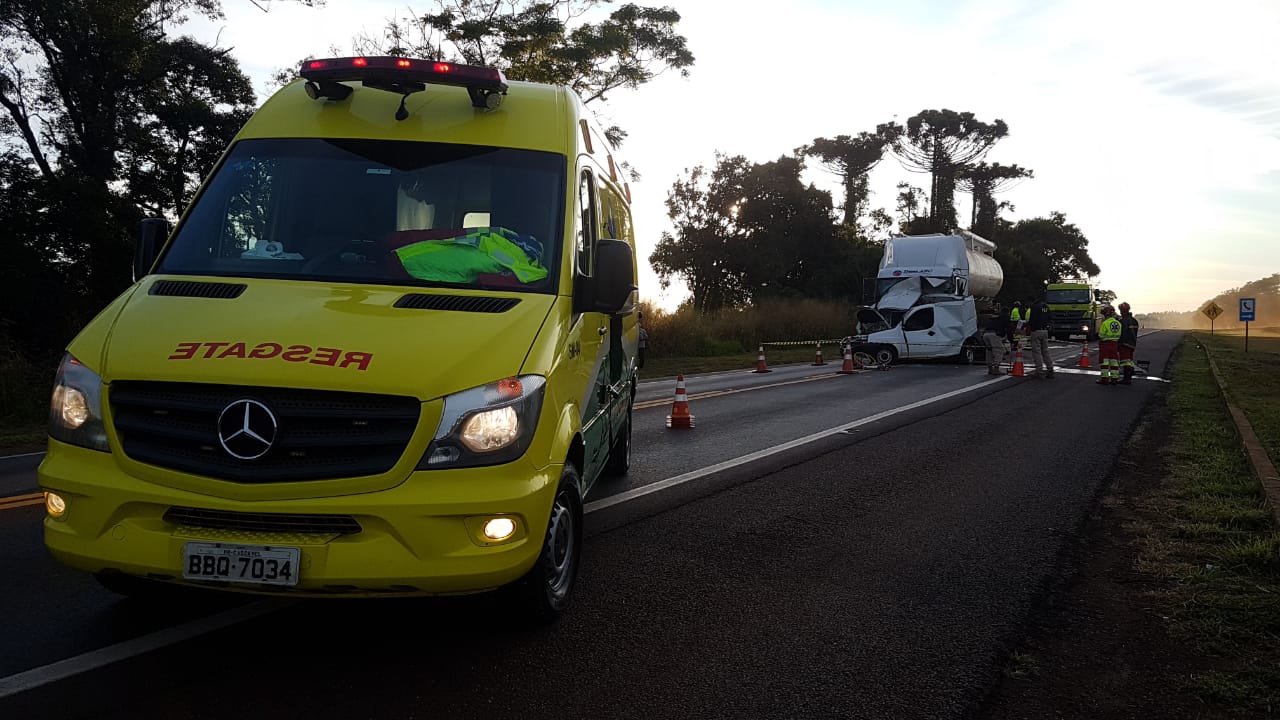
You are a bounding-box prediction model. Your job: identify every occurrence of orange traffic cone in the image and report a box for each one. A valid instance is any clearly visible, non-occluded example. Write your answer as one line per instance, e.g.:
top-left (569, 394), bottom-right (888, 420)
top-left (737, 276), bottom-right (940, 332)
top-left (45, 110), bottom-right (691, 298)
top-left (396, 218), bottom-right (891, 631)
top-left (1010, 339), bottom-right (1026, 377)
top-left (811, 342), bottom-right (826, 366)
top-left (837, 343), bottom-right (856, 374)
top-left (665, 374), bottom-right (695, 429)
top-left (1077, 339), bottom-right (1092, 369)
top-left (753, 345), bottom-right (771, 373)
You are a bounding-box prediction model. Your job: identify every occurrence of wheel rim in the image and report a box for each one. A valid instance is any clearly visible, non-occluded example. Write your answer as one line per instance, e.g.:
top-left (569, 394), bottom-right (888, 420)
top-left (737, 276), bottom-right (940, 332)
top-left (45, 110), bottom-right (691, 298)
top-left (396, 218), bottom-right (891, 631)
top-left (544, 492), bottom-right (576, 599)
top-left (876, 348), bottom-right (894, 365)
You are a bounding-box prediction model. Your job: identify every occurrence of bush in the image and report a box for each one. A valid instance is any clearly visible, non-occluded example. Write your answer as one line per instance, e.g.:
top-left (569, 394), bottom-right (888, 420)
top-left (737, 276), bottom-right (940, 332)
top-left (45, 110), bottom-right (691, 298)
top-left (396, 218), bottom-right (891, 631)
top-left (0, 330), bottom-right (54, 431)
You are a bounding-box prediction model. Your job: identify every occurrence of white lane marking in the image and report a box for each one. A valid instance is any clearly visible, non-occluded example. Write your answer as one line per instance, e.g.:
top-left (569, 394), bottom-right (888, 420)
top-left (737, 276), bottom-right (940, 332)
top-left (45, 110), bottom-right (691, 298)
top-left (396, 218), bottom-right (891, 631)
top-left (585, 375), bottom-right (1009, 514)
top-left (0, 450), bottom-right (46, 460)
top-left (0, 599), bottom-right (292, 701)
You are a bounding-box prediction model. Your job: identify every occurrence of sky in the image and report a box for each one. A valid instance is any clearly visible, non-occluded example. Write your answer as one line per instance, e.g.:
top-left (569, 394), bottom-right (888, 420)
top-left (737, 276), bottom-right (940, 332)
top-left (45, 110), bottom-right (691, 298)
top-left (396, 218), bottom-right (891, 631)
top-left (185, 0), bottom-right (1280, 314)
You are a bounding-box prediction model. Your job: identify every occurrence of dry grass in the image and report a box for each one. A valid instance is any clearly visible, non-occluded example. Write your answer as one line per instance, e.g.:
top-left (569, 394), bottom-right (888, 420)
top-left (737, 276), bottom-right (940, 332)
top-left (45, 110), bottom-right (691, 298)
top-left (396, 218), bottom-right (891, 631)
top-left (640, 298), bottom-right (856, 359)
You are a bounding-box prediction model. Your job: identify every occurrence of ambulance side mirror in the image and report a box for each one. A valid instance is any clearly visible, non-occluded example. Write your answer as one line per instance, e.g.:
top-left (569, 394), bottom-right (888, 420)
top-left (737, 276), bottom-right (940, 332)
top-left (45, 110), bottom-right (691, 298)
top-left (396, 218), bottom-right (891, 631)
top-left (592, 239), bottom-right (636, 314)
top-left (134, 217), bottom-right (170, 281)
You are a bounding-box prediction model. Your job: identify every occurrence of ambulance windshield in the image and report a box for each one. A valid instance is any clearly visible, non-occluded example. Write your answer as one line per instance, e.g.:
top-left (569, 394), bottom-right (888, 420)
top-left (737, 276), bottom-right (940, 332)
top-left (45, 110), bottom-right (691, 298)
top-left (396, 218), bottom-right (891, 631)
top-left (158, 138), bottom-right (566, 292)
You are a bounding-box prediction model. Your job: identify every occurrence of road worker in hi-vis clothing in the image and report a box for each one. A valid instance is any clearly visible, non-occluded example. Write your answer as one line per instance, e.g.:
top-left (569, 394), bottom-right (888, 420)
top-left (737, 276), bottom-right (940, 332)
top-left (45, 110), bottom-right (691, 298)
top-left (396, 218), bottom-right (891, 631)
top-left (1117, 302), bottom-right (1139, 384)
top-left (1096, 305), bottom-right (1123, 385)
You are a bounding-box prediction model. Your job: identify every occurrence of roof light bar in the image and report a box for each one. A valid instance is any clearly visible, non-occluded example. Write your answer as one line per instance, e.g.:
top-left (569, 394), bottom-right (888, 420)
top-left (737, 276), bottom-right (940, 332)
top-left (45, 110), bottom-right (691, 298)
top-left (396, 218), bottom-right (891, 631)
top-left (299, 56), bottom-right (508, 111)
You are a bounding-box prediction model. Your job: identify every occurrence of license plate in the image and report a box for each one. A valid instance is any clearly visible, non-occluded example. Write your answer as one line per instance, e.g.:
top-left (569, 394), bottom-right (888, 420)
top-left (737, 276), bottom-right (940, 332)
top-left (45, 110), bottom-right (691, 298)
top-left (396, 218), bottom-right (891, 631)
top-left (182, 542), bottom-right (300, 587)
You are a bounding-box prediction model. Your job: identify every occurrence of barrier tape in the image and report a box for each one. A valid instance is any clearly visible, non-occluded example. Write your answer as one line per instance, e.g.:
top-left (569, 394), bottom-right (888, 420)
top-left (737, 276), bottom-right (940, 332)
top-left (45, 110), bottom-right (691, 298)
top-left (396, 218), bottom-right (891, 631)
top-left (766, 340), bottom-right (978, 349)
top-left (760, 339), bottom-right (846, 347)
top-left (761, 337), bottom-right (1083, 350)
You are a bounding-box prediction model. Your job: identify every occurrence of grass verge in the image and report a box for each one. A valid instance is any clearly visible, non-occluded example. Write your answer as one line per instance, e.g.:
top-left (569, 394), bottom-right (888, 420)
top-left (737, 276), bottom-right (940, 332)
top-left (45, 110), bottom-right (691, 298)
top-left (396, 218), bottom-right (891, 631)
top-left (0, 428), bottom-right (45, 452)
top-left (1139, 333), bottom-right (1280, 711)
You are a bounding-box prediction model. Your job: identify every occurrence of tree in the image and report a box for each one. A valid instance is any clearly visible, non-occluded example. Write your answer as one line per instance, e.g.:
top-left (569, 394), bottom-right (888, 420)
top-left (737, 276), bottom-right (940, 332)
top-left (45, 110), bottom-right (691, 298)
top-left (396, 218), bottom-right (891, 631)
top-left (0, 151), bottom-right (71, 354)
top-left (883, 109), bottom-right (1008, 233)
top-left (0, 1), bottom-right (256, 346)
top-left (729, 154), bottom-right (844, 301)
top-left (652, 153), bottom-right (872, 310)
top-left (994, 212), bottom-right (1100, 304)
top-left (121, 38), bottom-right (256, 219)
top-left (798, 127), bottom-right (893, 228)
top-left (894, 182), bottom-right (928, 234)
top-left (956, 161), bottom-right (1032, 237)
top-left (359, 1), bottom-right (694, 106)
top-left (1094, 289), bottom-right (1117, 304)
top-left (650, 157), bottom-right (751, 312)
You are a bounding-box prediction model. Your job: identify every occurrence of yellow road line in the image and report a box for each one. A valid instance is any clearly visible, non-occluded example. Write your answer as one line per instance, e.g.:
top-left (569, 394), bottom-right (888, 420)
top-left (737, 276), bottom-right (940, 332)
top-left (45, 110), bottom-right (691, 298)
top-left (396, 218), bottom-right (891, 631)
top-left (634, 371), bottom-right (856, 410)
top-left (0, 492), bottom-right (45, 511)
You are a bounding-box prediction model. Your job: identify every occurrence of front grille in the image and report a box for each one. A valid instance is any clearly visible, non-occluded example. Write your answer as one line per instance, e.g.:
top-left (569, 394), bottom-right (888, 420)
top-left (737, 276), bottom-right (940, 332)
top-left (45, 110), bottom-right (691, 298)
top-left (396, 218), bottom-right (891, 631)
top-left (165, 506), bottom-right (362, 535)
top-left (111, 382), bottom-right (420, 483)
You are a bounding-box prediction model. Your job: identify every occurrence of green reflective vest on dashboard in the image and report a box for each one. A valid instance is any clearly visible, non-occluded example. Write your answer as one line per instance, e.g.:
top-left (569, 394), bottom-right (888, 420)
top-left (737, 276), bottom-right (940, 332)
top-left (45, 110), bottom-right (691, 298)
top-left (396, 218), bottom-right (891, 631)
top-left (1098, 317), bottom-right (1122, 341)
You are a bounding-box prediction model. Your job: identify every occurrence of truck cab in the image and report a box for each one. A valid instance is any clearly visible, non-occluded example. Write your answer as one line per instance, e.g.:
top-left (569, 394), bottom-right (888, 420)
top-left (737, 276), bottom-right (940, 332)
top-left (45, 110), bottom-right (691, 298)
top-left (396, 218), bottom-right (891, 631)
top-left (853, 278), bottom-right (981, 364)
top-left (1045, 282), bottom-right (1097, 340)
top-left (850, 232), bottom-right (1000, 365)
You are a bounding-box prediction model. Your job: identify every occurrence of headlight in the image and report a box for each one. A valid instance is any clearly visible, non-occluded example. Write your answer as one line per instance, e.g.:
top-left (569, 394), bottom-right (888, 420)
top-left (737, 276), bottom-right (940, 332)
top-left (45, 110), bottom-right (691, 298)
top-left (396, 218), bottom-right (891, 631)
top-left (418, 375), bottom-right (546, 470)
top-left (48, 354), bottom-right (110, 452)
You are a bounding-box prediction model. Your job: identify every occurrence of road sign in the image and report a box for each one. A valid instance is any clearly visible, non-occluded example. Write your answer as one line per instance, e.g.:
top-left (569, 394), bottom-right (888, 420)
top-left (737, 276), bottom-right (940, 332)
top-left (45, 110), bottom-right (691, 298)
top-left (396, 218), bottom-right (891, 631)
top-left (1202, 302), bottom-right (1223, 320)
top-left (1240, 297), bottom-right (1256, 322)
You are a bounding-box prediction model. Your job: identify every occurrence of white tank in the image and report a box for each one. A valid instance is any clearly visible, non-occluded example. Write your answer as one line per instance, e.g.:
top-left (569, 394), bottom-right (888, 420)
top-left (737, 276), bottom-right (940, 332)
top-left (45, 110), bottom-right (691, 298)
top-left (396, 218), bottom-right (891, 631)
top-left (878, 232), bottom-right (1004, 300)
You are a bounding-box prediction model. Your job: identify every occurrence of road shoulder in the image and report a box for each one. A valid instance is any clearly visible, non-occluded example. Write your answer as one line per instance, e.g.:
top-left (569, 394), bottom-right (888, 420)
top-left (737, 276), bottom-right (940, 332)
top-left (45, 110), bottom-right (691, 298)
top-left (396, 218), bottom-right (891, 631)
top-left (981, 337), bottom-right (1280, 719)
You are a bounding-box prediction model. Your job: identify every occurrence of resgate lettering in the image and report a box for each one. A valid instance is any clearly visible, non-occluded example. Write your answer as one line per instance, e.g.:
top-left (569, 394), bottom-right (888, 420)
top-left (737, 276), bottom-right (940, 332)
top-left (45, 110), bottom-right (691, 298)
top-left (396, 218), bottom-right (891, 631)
top-left (168, 342), bottom-right (373, 371)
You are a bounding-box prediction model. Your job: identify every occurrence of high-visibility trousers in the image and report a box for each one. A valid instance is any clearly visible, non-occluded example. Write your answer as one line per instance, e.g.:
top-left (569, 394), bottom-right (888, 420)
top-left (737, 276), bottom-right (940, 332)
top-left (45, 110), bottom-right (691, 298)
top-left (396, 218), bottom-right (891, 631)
top-left (1099, 340), bottom-right (1120, 381)
top-left (1119, 345), bottom-right (1135, 370)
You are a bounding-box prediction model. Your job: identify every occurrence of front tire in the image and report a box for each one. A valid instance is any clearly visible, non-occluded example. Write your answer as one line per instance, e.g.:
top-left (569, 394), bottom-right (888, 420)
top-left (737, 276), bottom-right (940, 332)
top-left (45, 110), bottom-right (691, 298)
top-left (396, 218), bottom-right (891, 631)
top-left (955, 339), bottom-right (980, 365)
top-left (874, 345), bottom-right (898, 366)
top-left (508, 465), bottom-right (583, 624)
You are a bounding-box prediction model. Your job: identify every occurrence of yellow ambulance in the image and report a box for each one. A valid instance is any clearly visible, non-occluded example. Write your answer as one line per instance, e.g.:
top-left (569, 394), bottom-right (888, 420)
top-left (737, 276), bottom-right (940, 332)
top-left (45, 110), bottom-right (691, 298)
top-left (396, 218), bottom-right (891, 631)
top-left (39, 56), bottom-right (639, 621)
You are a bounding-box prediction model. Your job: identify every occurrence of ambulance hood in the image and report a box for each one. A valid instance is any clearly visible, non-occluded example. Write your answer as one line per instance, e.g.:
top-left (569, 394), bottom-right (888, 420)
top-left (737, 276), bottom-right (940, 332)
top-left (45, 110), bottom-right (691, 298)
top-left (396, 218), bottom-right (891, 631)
top-left (98, 277), bottom-right (556, 401)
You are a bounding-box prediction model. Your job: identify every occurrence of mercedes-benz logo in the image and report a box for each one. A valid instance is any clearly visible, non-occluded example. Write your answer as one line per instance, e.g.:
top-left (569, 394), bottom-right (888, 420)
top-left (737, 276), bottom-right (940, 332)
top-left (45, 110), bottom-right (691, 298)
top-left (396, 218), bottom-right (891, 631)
top-left (217, 399), bottom-right (279, 460)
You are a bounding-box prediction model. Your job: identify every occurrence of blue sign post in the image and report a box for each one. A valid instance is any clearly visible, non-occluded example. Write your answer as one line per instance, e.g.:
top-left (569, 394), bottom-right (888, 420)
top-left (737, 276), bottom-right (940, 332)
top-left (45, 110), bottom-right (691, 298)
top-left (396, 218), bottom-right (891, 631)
top-left (1240, 298), bottom-right (1256, 352)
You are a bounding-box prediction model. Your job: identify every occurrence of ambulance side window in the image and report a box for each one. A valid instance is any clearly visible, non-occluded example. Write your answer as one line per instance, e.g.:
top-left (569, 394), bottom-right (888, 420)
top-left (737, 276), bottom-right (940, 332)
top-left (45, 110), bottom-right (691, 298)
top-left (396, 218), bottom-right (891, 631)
top-left (598, 184), bottom-right (630, 242)
top-left (576, 171), bottom-right (597, 276)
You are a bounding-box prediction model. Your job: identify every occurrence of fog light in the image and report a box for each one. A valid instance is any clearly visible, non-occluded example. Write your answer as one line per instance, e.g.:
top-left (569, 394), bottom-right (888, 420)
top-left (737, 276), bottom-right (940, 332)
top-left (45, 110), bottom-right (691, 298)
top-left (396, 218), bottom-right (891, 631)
top-left (482, 517), bottom-right (517, 541)
top-left (45, 492), bottom-right (67, 519)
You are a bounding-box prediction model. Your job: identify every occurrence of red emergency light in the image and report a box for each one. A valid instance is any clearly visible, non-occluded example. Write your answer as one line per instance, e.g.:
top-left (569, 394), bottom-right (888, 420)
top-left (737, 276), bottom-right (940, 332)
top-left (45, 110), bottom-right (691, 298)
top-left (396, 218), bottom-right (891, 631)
top-left (299, 56), bottom-right (508, 113)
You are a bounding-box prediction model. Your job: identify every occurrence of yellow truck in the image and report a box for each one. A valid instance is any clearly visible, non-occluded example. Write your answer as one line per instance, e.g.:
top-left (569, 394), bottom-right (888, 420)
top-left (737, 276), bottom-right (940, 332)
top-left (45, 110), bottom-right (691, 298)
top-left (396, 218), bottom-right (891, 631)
top-left (1045, 280), bottom-right (1097, 340)
top-left (39, 56), bottom-right (638, 621)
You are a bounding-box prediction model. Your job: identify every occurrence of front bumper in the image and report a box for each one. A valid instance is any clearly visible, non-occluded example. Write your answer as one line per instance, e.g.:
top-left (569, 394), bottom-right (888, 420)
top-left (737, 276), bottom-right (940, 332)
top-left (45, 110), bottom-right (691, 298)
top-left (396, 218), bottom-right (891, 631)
top-left (39, 440), bottom-right (557, 596)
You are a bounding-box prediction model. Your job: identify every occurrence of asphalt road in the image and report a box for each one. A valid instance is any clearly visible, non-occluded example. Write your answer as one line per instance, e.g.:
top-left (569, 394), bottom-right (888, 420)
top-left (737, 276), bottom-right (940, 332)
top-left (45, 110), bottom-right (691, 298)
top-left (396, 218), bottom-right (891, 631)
top-left (0, 332), bottom-right (1178, 719)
